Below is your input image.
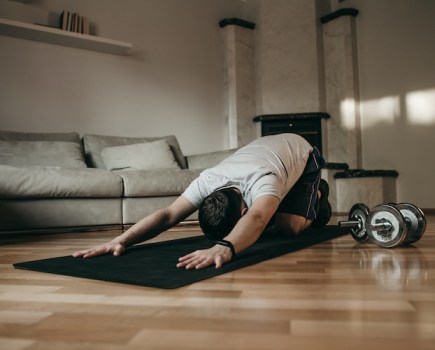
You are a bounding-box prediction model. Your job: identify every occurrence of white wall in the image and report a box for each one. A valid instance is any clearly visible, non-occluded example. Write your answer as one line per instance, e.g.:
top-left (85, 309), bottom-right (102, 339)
top-left (0, 0), bottom-right (244, 155)
top-left (332, 0), bottom-right (435, 208)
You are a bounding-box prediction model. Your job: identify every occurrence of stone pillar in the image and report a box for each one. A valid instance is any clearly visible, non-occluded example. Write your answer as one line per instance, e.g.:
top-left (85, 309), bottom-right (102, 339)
top-left (220, 19), bottom-right (256, 149)
top-left (322, 9), bottom-right (362, 169)
top-left (255, 0), bottom-right (324, 115)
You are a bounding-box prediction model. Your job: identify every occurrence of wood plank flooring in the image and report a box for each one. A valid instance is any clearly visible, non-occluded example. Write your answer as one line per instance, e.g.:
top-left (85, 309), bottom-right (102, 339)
top-left (1, 216), bottom-right (434, 350)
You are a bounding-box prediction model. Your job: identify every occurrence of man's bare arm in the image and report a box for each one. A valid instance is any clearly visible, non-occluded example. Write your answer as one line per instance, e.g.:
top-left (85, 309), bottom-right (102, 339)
top-left (225, 195), bottom-right (280, 253)
top-left (177, 195), bottom-right (279, 269)
top-left (73, 196), bottom-right (196, 258)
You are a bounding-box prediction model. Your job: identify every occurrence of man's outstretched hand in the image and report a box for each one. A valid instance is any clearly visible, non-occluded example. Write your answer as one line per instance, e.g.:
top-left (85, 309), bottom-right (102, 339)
top-left (177, 244), bottom-right (232, 270)
top-left (72, 241), bottom-right (125, 259)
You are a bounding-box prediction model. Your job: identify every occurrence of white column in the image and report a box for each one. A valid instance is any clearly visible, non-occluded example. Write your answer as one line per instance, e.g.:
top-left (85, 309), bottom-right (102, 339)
top-left (255, 0), bottom-right (324, 115)
top-left (221, 20), bottom-right (256, 148)
top-left (322, 10), bottom-right (362, 168)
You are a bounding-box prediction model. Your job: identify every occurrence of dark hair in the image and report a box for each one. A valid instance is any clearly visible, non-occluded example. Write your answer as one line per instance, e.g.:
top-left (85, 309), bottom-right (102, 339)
top-left (199, 188), bottom-right (243, 241)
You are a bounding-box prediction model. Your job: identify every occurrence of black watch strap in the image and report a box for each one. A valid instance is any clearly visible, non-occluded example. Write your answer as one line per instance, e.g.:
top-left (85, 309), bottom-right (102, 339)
top-left (217, 239), bottom-right (236, 258)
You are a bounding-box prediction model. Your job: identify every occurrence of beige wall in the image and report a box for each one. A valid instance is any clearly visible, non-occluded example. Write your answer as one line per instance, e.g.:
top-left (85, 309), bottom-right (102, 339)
top-left (332, 0), bottom-right (435, 208)
top-left (0, 0), bottom-right (244, 155)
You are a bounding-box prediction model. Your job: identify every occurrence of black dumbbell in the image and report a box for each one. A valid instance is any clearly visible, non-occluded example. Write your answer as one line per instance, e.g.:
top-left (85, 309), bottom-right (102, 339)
top-left (339, 203), bottom-right (371, 243)
top-left (395, 203), bottom-right (426, 245)
top-left (339, 202), bottom-right (426, 248)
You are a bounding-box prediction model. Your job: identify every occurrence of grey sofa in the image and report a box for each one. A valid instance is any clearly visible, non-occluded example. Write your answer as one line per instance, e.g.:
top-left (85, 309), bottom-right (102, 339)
top-left (0, 130), bottom-right (236, 234)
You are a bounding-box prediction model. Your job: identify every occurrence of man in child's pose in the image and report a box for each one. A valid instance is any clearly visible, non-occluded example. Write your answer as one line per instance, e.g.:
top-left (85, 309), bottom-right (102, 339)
top-left (73, 133), bottom-right (331, 270)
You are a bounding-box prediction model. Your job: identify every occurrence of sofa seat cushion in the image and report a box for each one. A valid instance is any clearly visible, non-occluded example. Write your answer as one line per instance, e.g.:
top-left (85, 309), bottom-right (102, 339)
top-left (118, 169), bottom-right (201, 197)
top-left (0, 165), bottom-right (123, 199)
top-left (0, 198), bottom-right (122, 231)
top-left (122, 197), bottom-right (198, 225)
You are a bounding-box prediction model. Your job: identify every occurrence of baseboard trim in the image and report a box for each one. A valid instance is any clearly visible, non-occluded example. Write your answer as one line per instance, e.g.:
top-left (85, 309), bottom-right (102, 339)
top-left (421, 208), bottom-right (435, 215)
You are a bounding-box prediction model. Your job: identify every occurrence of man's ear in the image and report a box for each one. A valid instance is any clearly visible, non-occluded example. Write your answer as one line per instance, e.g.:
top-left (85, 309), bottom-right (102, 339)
top-left (241, 207), bottom-right (248, 217)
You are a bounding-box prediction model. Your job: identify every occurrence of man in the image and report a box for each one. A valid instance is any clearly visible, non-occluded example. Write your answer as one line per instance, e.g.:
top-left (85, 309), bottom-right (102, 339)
top-left (73, 133), bottom-right (331, 270)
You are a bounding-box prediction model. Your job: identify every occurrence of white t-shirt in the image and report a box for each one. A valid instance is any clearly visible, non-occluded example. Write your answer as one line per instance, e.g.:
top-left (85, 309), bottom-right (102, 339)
top-left (182, 133), bottom-right (313, 208)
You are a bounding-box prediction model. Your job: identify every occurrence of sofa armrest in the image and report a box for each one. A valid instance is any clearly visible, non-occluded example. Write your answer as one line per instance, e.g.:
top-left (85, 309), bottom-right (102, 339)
top-left (186, 148), bottom-right (238, 169)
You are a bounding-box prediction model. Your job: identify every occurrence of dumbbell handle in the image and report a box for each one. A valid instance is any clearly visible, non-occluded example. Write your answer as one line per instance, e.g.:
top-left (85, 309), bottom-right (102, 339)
top-left (338, 220), bottom-right (360, 228)
top-left (339, 219), bottom-right (392, 231)
top-left (370, 221), bottom-right (392, 231)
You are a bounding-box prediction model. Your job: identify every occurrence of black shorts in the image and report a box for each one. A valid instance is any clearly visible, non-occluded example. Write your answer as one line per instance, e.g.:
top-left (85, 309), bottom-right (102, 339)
top-left (276, 147), bottom-right (325, 220)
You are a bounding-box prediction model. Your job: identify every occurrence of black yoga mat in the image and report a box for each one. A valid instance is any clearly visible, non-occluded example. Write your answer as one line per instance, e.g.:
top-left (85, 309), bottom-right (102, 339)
top-left (14, 226), bottom-right (347, 289)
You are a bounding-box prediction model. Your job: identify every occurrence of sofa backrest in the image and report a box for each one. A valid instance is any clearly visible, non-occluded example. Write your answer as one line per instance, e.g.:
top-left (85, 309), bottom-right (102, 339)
top-left (0, 130), bottom-right (87, 168)
top-left (186, 148), bottom-right (238, 169)
top-left (0, 130), bottom-right (81, 143)
top-left (82, 134), bottom-right (187, 169)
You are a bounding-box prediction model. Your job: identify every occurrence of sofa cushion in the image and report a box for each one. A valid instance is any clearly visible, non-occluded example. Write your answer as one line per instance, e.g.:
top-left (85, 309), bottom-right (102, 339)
top-left (83, 134), bottom-right (187, 169)
top-left (118, 169), bottom-right (201, 197)
top-left (101, 140), bottom-right (181, 171)
top-left (186, 148), bottom-right (238, 169)
top-left (0, 165), bottom-right (123, 199)
top-left (122, 197), bottom-right (198, 225)
top-left (0, 141), bottom-right (87, 168)
top-left (0, 198), bottom-right (122, 231)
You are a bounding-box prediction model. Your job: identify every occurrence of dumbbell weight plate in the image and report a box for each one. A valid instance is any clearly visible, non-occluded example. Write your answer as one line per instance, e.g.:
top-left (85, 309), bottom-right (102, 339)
top-left (348, 203), bottom-right (370, 242)
top-left (395, 203), bottom-right (426, 245)
top-left (366, 204), bottom-right (408, 248)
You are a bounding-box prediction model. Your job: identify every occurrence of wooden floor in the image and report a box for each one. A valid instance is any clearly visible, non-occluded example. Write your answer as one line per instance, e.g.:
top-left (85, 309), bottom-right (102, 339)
top-left (1, 215), bottom-right (434, 350)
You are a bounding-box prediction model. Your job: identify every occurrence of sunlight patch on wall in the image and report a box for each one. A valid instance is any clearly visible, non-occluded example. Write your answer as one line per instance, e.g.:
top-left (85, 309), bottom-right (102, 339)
top-left (406, 89), bottom-right (435, 125)
top-left (339, 98), bottom-right (357, 130)
top-left (360, 95), bottom-right (400, 129)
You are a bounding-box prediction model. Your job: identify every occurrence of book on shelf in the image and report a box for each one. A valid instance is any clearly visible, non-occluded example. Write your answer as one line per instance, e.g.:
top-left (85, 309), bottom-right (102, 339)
top-left (82, 16), bottom-right (89, 34)
top-left (60, 10), bottom-right (67, 30)
top-left (59, 10), bottom-right (90, 35)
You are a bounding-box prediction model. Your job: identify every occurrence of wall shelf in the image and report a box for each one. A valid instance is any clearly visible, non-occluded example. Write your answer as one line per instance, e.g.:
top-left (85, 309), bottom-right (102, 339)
top-left (0, 18), bottom-right (132, 55)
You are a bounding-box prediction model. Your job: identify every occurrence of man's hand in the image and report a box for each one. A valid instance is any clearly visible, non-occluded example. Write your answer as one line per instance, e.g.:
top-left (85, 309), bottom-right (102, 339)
top-left (72, 241), bottom-right (125, 259)
top-left (177, 244), bottom-right (232, 270)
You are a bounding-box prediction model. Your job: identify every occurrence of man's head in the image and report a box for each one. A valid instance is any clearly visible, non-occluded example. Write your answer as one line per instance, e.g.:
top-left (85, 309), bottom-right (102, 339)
top-left (199, 188), bottom-right (247, 241)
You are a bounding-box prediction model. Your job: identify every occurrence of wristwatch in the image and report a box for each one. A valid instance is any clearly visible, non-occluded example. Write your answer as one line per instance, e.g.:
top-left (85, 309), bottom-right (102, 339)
top-left (216, 239), bottom-right (236, 258)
